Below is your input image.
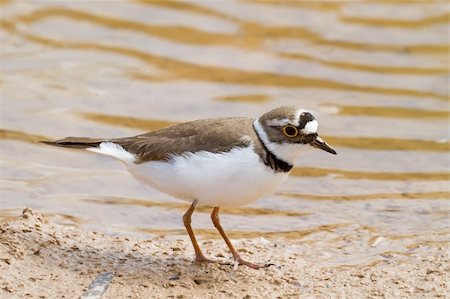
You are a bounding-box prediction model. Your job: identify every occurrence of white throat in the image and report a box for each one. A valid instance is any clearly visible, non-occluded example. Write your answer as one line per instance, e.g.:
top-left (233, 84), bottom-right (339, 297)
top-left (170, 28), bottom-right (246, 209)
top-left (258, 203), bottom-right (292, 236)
top-left (253, 119), bottom-right (306, 165)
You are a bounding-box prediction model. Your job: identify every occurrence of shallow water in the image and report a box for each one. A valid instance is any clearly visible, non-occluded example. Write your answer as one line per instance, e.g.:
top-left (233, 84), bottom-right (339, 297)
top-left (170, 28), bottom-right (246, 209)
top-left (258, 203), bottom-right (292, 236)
top-left (0, 1), bottom-right (449, 267)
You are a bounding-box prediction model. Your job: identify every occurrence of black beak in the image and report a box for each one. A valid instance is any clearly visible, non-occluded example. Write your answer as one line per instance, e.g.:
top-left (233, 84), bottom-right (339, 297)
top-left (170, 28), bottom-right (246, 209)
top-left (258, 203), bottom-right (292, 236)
top-left (311, 136), bottom-right (337, 155)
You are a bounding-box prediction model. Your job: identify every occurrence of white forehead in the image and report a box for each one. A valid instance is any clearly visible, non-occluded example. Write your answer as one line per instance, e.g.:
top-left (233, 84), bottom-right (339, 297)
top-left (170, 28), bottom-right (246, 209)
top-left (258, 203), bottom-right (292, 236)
top-left (297, 109), bottom-right (318, 134)
top-left (302, 120), bottom-right (318, 134)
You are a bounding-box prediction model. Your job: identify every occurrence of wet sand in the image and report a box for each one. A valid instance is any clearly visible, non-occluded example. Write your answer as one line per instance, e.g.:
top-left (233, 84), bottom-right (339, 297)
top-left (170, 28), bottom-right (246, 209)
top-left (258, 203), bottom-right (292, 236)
top-left (1, 209), bottom-right (447, 298)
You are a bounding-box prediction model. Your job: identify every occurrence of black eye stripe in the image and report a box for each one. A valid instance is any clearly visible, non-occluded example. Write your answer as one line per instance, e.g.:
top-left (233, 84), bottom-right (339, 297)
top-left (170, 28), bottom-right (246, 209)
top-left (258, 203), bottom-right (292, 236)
top-left (304, 133), bottom-right (318, 143)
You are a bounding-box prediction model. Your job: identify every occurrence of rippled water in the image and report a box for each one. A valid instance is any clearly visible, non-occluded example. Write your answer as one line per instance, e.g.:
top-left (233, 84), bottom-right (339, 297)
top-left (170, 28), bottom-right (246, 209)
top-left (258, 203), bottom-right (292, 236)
top-left (1, 1), bottom-right (449, 266)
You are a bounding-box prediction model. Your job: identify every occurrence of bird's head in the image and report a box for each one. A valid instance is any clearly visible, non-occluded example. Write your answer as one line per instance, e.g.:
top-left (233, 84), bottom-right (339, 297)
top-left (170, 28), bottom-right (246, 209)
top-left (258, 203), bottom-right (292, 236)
top-left (254, 106), bottom-right (336, 164)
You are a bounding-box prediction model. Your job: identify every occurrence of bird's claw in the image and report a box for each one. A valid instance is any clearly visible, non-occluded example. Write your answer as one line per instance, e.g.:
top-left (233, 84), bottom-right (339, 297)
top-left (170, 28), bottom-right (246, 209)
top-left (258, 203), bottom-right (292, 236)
top-left (194, 255), bottom-right (216, 264)
top-left (229, 258), bottom-right (274, 269)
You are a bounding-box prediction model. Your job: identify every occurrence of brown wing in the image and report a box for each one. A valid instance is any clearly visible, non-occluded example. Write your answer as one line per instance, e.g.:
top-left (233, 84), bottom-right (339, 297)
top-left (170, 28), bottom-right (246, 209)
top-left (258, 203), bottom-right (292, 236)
top-left (112, 117), bottom-right (256, 163)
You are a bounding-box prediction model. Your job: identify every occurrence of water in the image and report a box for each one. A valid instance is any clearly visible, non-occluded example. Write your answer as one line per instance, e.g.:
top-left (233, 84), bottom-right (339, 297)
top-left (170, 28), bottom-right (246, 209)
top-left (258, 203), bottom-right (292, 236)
top-left (1, 1), bottom-right (448, 266)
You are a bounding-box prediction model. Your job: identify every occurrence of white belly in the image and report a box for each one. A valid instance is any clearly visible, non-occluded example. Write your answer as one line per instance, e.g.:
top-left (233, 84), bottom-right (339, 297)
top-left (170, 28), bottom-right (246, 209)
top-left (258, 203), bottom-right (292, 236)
top-left (128, 146), bottom-right (289, 207)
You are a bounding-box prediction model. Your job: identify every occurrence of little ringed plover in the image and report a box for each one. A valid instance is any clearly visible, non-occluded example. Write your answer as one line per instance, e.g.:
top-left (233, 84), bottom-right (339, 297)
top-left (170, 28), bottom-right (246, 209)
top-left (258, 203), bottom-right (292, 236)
top-left (41, 106), bottom-right (336, 269)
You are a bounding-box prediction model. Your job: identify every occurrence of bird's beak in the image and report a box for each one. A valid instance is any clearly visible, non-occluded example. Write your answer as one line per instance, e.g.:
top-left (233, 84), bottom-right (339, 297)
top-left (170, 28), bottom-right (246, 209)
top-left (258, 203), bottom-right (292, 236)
top-left (311, 136), bottom-right (337, 155)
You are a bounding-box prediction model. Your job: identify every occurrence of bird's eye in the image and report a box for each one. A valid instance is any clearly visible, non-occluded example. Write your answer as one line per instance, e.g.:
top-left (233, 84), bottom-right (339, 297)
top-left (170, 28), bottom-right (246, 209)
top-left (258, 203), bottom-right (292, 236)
top-left (282, 125), bottom-right (298, 137)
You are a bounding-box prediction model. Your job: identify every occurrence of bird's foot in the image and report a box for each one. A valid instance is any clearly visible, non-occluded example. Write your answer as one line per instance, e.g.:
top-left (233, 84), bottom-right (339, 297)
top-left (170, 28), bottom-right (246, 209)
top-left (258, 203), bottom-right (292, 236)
top-left (234, 257), bottom-right (273, 269)
top-left (194, 254), bottom-right (216, 264)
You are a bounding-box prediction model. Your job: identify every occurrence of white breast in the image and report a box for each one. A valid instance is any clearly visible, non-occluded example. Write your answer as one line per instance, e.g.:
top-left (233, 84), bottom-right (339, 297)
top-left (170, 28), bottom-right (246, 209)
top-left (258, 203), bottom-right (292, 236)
top-left (128, 146), bottom-right (289, 207)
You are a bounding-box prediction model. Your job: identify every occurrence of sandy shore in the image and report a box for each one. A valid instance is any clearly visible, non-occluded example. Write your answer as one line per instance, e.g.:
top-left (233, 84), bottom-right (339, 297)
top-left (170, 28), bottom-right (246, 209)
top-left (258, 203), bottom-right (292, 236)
top-left (0, 209), bottom-right (447, 298)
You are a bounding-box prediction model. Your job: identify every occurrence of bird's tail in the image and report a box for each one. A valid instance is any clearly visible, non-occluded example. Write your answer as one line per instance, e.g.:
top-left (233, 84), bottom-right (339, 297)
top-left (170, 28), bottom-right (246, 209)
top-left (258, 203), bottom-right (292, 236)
top-left (39, 137), bottom-right (106, 149)
top-left (40, 137), bottom-right (136, 163)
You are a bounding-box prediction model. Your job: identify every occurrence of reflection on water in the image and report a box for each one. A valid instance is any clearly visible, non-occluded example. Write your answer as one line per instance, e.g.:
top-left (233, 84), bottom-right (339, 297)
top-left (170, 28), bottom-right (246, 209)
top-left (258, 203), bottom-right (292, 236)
top-left (131, 223), bottom-right (351, 240)
top-left (328, 104), bottom-right (450, 119)
top-left (214, 93), bottom-right (271, 104)
top-left (82, 196), bottom-right (310, 217)
top-left (279, 191), bottom-right (450, 201)
top-left (0, 1), bottom-right (448, 267)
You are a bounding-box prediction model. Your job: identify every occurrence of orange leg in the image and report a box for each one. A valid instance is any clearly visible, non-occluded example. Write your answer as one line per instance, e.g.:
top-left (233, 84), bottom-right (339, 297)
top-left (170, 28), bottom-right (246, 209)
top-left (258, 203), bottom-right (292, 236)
top-left (211, 207), bottom-right (267, 269)
top-left (183, 200), bottom-right (214, 263)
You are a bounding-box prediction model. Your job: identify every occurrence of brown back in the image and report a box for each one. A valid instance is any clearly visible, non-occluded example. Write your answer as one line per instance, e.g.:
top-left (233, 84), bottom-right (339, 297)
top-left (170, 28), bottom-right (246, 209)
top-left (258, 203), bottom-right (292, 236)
top-left (114, 117), bottom-right (258, 163)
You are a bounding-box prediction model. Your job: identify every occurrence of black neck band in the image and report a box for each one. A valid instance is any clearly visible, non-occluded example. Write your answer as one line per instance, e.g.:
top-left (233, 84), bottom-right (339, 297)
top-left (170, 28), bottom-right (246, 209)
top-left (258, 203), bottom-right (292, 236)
top-left (253, 123), bottom-right (293, 173)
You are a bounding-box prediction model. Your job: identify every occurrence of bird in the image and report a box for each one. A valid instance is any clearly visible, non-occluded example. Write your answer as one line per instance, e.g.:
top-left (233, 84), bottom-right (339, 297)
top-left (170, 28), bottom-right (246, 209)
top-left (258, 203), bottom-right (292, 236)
top-left (41, 106), bottom-right (336, 269)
